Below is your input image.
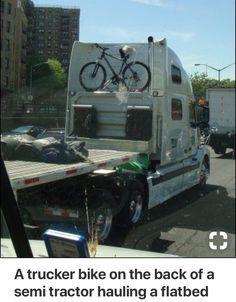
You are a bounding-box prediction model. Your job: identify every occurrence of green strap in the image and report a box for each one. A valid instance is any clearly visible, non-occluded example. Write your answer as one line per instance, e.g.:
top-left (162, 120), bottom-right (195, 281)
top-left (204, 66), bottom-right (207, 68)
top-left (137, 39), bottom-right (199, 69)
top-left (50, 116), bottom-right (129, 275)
top-left (116, 153), bottom-right (149, 173)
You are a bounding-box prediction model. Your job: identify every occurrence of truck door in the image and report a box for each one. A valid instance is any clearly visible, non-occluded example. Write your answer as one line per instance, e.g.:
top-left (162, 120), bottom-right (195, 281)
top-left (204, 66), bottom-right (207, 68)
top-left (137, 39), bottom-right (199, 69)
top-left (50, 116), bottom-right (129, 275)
top-left (162, 96), bottom-right (191, 164)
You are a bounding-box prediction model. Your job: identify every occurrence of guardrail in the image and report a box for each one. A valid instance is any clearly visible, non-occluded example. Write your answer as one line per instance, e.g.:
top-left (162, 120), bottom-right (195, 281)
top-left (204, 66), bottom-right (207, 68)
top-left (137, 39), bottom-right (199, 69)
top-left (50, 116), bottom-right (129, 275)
top-left (1, 103), bottom-right (66, 116)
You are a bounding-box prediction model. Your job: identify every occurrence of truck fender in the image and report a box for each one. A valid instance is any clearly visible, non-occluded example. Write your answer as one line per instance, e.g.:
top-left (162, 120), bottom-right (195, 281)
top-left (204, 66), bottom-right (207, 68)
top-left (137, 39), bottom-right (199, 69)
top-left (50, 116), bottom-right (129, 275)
top-left (195, 146), bottom-right (210, 169)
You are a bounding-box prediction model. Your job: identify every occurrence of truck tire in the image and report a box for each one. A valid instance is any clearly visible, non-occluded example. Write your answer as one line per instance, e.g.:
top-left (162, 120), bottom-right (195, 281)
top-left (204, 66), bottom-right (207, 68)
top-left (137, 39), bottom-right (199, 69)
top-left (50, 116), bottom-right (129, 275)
top-left (91, 190), bottom-right (115, 242)
top-left (214, 146), bottom-right (226, 155)
top-left (119, 180), bottom-right (144, 226)
top-left (21, 208), bottom-right (39, 239)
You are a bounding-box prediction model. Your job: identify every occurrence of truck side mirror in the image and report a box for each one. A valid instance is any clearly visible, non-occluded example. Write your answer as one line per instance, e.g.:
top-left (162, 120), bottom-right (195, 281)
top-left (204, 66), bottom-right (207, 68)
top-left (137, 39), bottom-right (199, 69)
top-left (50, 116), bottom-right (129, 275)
top-left (200, 106), bottom-right (209, 124)
top-left (190, 105), bottom-right (209, 128)
top-left (198, 106), bottom-right (209, 132)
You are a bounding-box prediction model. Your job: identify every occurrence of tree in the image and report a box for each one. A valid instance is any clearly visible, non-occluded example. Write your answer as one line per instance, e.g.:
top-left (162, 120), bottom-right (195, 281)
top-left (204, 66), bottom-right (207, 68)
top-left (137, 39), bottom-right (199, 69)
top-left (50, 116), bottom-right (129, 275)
top-left (25, 56), bottom-right (67, 106)
top-left (26, 56), bottom-right (66, 90)
top-left (46, 58), bottom-right (67, 89)
top-left (190, 72), bottom-right (235, 100)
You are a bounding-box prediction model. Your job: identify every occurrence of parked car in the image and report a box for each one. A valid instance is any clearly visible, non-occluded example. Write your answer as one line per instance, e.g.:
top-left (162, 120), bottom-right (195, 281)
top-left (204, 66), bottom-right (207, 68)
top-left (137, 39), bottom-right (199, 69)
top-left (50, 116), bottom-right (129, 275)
top-left (36, 128), bottom-right (65, 141)
top-left (2, 125), bottom-right (45, 138)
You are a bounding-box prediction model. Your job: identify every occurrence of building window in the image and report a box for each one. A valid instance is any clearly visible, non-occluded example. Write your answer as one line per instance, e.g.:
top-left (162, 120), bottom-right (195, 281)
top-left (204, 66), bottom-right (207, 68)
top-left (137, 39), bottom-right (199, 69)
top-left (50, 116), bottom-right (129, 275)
top-left (5, 58), bottom-right (9, 69)
top-left (7, 2), bottom-right (12, 14)
top-left (6, 21), bottom-right (10, 33)
top-left (5, 76), bottom-right (9, 87)
top-left (171, 99), bottom-right (183, 120)
top-left (22, 23), bottom-right (27, 34)
top-left (171, 65), bottom-right (182, 84)
top-left (6, 39), bottom-right (10, 51)
top-left (1, 1), bottom-right (4, 13)
top-left (17, 0), bottom-right (21, 8)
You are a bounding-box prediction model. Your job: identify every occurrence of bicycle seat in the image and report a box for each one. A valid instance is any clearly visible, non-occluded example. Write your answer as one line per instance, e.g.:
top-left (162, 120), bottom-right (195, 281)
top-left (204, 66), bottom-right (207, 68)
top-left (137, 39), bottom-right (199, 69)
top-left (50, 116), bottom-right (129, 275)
top-left (119, 45), bottom-right (136, 59)
top-left (119, 48), bottom-right (126, 59)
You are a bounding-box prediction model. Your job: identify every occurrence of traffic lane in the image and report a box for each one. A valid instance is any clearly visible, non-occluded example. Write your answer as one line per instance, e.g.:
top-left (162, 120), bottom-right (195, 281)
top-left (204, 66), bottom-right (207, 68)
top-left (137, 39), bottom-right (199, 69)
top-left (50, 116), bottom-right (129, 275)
top-left (208, 148), bottom-right (235, 197)
top-left (122, 185), bottom-right (235, 257)
top-left (108, 149), bottom-right (235, 257)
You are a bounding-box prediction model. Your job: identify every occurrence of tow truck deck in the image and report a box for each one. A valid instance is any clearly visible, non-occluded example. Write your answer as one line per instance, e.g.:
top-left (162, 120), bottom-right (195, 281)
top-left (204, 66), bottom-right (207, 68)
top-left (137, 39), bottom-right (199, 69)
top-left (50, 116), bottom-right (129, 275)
top-left (5, 149), bottom-right (138, 190)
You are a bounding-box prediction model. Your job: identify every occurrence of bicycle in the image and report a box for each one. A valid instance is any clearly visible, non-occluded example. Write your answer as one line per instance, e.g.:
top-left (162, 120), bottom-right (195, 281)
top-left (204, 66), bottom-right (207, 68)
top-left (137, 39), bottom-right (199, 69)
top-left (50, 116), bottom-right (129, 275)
top-left (79, 43), bottom-right (151, 92)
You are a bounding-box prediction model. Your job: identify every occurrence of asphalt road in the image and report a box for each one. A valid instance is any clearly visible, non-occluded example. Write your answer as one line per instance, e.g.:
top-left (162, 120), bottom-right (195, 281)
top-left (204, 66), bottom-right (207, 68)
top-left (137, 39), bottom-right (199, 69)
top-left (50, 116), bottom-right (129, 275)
top-left (108, 148), bottom-right (235, 257)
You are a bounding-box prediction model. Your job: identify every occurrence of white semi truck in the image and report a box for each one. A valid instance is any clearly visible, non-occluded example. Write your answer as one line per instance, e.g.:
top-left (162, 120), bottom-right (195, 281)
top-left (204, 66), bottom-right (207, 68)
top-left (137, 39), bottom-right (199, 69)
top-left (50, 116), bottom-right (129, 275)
top-left (4, 38), bottom-right (210, 243)
top-left (207, 88), bottom-right (235, 155)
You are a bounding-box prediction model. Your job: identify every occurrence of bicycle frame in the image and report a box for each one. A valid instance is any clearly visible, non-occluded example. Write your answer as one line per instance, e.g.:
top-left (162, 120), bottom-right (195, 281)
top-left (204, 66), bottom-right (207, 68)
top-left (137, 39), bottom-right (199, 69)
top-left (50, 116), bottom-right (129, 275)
top-left (98, 49), bottom-right (127, 79)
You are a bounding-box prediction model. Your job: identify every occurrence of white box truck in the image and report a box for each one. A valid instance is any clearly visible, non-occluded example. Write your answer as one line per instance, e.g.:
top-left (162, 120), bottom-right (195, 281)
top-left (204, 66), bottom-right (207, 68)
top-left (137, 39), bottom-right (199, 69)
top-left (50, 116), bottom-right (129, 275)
top-left (207, 88), bottom-right (235, 154)
top-left (3, 38), bottom-right (210, 244)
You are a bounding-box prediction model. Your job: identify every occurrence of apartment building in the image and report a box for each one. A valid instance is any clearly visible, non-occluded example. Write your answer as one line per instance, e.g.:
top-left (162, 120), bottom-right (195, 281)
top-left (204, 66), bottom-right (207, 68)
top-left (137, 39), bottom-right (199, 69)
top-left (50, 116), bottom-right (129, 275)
top-left (31, 6), bottom-right (80, 71)
top-left (1, 0), bottom-right (27, 92)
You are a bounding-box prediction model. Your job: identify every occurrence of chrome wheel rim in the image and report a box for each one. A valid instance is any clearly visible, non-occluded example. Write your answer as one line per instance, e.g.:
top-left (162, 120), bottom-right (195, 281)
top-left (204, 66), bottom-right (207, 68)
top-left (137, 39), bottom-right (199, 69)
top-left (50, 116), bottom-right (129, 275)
top-left (129, 192), bottom-right (143, 224)
top-left (95, 206), bottom-right (113, 241)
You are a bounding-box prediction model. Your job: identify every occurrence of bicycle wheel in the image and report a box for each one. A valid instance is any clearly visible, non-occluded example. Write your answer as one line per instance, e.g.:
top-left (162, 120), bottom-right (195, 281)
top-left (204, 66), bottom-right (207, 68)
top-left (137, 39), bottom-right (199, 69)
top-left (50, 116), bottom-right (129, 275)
top-left (122, 61), bottom-right (151, 92)
top-left (79, 62), bottom-right (106, 92)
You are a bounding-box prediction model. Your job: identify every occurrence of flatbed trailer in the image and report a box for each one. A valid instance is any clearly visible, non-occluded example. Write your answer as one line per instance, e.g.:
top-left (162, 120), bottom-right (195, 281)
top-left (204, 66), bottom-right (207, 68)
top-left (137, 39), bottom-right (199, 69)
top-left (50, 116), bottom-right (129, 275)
top-left (5, 149), bottom-right (138, 191)
top-left (4, 149), bottom-right (140, 242)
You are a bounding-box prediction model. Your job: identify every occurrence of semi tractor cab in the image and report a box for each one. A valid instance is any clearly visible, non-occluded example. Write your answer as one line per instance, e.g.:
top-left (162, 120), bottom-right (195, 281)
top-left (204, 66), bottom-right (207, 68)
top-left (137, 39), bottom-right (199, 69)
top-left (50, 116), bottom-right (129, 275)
top-left (64, 38), bottom-right (210, 231)
top-left (4, 38), bottom-right (210, 244)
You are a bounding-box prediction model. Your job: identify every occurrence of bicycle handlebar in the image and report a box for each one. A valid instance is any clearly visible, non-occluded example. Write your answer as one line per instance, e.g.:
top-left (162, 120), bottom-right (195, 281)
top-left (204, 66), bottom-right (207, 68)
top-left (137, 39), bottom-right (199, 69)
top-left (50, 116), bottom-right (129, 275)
top-left (95, 43), bottom-right (109, 51)
top-left (95, 43), bottom-right (102, 49)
